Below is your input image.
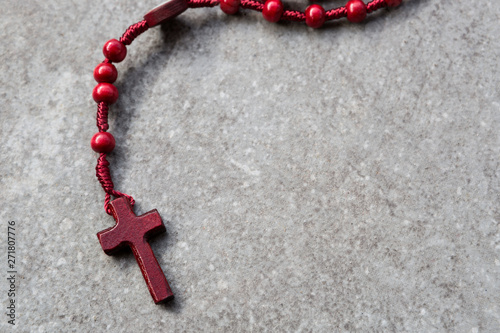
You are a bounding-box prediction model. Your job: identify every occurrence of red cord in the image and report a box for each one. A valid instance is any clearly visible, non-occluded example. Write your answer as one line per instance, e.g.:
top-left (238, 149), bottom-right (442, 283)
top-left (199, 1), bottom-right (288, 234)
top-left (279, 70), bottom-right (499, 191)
top-left (96, 102), bottom-right (109, 132)
top-left (326, 7), bottom-right (347, 21)
top-left (186, 0), bottom-right (388, 22)
top-left (95, 21), bottom-right (150, 214)
top-left (120, 20), bottom-right (149, 45)
top-left (94, 1), bottom-right (399, 214)
top-left (96, 154), bottom-right (135, 214)
top-left (240, 0), bottom-right (264, 12)
top-left (281, 10), bottom-right (305, 22)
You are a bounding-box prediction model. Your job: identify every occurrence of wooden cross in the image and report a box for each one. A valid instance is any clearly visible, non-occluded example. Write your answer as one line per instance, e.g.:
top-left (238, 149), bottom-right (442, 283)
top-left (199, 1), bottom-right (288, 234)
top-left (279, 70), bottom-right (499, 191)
top-left (97, 197), bottom-right (174, 304)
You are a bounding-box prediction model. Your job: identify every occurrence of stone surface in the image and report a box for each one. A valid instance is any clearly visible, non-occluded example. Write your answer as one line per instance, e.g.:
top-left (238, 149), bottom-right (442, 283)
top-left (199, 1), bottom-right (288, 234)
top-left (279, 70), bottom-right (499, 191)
top-left (1, 0), bottom-right (499, 331)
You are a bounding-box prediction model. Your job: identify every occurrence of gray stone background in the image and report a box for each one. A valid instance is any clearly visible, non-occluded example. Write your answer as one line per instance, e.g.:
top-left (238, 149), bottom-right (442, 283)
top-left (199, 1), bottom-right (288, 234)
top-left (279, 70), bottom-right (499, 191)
top-left (0, 0), bottom-right (499, 331)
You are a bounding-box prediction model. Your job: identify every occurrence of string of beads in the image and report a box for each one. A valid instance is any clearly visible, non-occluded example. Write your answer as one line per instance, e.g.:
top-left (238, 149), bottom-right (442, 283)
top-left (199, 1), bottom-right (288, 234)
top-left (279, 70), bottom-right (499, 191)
top-left (91, 0), bottom-right (403, 214)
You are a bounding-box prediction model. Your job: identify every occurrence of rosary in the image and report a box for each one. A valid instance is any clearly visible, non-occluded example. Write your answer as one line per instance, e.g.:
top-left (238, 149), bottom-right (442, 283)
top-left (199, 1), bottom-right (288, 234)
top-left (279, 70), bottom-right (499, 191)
top-left (91, 0), bottom-right (403, 304)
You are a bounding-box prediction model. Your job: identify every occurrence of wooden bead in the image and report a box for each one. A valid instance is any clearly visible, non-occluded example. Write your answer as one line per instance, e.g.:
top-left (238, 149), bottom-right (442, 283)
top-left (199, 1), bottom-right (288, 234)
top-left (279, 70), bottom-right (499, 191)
top-left (262, 0), bottom-right (284, 23)
top-left (346, 0), bottom-right (367, 23)
top-left (220, 0), bottom-right (240, 15)
top-left (91, 132), bottom-right (116, 153)
top-left (94, 63), bottom-right (118, 83)
top-left (103, 39), bottom-right (127, 63)
top-left (305, 4), bottom-right (326, 29)
top-left (92, 83), bottom-right (119, 104)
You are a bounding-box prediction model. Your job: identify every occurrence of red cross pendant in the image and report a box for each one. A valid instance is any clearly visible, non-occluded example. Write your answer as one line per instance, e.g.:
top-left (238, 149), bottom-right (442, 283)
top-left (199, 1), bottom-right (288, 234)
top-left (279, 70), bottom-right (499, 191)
top-left (97, 197), bottom-right (174, 304)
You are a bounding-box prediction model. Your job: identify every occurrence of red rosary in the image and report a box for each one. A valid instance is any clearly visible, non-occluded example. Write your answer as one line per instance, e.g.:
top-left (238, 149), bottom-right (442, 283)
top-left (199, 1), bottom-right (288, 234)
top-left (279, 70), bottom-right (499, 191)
top-left (91, 0), bottom-right (403, 304)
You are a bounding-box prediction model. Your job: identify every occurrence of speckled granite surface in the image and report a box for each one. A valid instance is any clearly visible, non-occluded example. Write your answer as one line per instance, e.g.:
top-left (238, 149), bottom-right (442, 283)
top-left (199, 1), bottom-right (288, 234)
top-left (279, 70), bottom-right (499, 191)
top-left (1, 0), bottom-right (499, 331)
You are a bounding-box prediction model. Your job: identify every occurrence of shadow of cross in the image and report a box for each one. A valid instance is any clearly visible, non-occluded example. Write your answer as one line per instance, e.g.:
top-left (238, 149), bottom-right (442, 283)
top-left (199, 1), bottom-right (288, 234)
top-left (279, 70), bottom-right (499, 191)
top-left (97, 197), bottom-right (174, 304)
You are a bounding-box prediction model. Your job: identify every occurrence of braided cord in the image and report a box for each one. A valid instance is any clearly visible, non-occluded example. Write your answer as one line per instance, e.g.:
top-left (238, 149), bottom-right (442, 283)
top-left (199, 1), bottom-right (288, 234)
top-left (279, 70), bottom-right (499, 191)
top-left (95, 21), bottom-right (149, 214)
top-left (367, 0), bottom-right (387, 13)
top-left (186, 0), bottom-right (388, 22)
top-left (94, 1), bottom-right (399, 214)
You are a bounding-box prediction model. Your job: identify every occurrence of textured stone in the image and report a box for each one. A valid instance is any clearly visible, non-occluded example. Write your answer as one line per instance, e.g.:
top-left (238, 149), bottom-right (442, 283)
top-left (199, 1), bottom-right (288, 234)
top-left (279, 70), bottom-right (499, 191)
top-left (0, 0), bottom-right (499, 331)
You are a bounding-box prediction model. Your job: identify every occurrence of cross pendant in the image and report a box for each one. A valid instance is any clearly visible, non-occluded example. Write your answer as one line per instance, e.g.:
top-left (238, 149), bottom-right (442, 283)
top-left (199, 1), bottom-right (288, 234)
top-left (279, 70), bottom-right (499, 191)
top-left (97, 197), bottom-right (174, 304)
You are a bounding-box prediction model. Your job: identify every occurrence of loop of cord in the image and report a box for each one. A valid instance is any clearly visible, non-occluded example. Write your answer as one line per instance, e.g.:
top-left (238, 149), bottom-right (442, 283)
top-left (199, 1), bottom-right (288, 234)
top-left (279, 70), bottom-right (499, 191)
top-left (95, 0), bottom-right (392, 214)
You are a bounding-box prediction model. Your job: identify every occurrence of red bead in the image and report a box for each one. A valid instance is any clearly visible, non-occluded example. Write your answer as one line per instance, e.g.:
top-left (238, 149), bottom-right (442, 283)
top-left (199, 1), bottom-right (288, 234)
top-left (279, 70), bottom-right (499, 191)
top-left (91, 132), bottom-right (116, 153)
top-left (262, 0), bottom-right (284, 23)
top-left (305, 4), bottom-right (326, 29)
top-left (92, 83), bottom-right (119, 104)
top-left (385, 0), bottom-right (402, 7)
top-left (220, 0), bottom-right (240, 15)
top-left (346, 0), bottom-right (367, 23)
top-left (103, 39), bottom-right (127, 63)
top-left (94, 63), bottom-right (118, 83)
